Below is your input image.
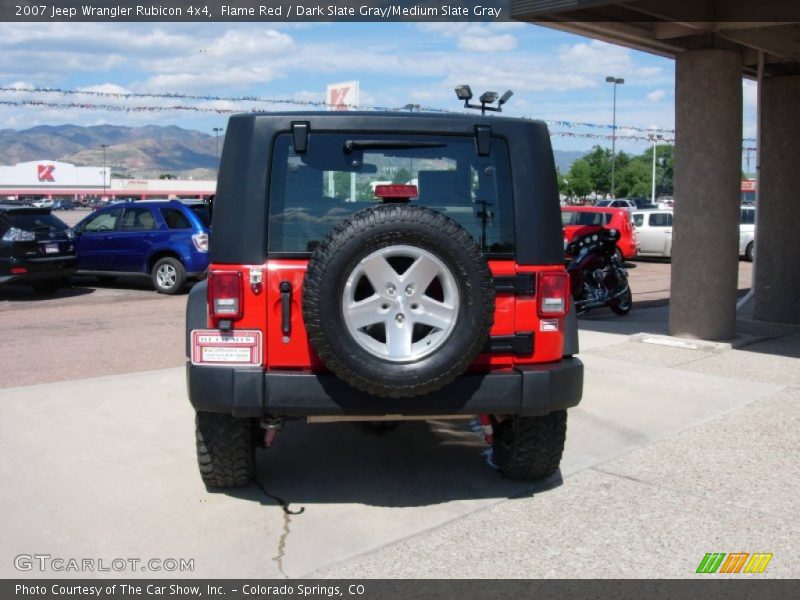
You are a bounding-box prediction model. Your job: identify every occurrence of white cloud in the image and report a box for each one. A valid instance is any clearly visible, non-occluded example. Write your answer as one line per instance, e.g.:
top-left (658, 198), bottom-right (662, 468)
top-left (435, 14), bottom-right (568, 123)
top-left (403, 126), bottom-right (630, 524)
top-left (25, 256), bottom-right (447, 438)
top-left (743, 79), bottom-right (757, 108)
top-left (637, 66), bottom-right (662, 78)
top-left (646, 89), bottom-right (667, 102)
top-left (79, 83), bottom-right (131, 94)
top-left (458, 33), bottom-right (517, 52)
top-left (417, 23), bottom-right (519, 53)
top-left (557, 40), bottom-right (632, 78)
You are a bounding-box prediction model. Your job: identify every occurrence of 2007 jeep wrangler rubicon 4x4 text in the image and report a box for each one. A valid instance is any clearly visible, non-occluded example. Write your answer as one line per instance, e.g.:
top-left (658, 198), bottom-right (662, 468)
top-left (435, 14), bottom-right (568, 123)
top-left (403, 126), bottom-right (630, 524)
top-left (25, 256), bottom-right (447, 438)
top-left (186, 112), bottom-right (583, 487)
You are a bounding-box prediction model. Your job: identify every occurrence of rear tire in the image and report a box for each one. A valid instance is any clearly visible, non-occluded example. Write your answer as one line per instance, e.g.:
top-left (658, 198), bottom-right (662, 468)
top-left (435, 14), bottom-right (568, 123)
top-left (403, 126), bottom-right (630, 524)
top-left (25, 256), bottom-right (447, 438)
top-left (195, 412), bottom-right (256, 488)
top-left (492, 411), bottom-right (567, 481)
top-left (303, 204), bottom-right (494, 398)
top-left (151, 257), bottom-right (186, 295)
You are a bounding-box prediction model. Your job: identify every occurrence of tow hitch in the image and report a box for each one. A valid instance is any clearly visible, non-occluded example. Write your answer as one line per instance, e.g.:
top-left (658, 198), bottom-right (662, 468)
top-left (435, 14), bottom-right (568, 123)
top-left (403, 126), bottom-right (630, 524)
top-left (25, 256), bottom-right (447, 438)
top-left (261, 417), bottom-right (283, 448)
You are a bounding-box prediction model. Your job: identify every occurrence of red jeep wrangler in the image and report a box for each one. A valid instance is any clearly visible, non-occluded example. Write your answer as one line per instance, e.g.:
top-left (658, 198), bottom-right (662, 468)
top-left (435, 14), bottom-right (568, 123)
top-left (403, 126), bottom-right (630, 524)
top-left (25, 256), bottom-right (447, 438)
top-left (186, 112), bottom-right (583, 487)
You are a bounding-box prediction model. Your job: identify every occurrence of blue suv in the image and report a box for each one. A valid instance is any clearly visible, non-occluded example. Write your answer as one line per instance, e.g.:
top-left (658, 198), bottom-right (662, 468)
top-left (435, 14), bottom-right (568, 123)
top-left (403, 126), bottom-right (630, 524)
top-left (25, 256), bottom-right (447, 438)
top-left (73, 200), bottom-right (210, 294)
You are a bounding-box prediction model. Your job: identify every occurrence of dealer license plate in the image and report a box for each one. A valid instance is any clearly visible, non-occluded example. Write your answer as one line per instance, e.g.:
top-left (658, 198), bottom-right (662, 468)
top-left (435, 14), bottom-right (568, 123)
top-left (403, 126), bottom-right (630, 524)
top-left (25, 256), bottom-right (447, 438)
top-left (44, 243), bottom-right (59, 254)
top-left (191, 329), bottom-right (262, 367)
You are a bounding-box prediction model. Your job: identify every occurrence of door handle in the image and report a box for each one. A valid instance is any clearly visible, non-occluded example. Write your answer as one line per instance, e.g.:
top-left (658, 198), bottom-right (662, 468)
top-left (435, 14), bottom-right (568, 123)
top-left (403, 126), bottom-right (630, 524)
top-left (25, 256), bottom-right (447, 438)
top-left (664, 229), bottom-right (672, 234)
top-left (280, 281), bottom-right (292, 338)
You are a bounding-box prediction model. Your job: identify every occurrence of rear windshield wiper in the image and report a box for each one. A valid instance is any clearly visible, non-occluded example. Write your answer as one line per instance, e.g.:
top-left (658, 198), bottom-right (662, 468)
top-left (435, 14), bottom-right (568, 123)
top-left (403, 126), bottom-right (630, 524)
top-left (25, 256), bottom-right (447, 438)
top-left (343, 140), bottom-right (446, 153)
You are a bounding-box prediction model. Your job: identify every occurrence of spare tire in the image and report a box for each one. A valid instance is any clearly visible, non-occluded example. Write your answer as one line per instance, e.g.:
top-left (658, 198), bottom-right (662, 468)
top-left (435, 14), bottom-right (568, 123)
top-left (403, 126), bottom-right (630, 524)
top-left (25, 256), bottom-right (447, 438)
top-left (303, 204), bottom-right (494, 398)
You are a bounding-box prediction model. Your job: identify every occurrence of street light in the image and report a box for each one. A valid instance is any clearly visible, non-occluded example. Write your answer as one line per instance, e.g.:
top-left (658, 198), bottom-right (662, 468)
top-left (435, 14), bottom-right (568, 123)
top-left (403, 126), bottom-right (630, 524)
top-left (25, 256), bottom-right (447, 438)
top-left (605, 76), bottom-right (624, 198)
top-left (101, 144), bottom-right (109, 198)
top-left (212, 127), bottom-right (224, 175)
top-left (212, 127), bottom-right (225, 176)
top-left (648, 132), bottom-right (664, 202)
top-left (454, 85), bottom-right (513, 115)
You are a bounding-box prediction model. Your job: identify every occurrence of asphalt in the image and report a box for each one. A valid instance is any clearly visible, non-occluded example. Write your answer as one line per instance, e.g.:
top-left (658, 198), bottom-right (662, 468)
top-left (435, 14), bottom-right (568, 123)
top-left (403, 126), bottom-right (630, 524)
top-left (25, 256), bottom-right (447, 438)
top-left (0, 303), bottom-right (797, 579)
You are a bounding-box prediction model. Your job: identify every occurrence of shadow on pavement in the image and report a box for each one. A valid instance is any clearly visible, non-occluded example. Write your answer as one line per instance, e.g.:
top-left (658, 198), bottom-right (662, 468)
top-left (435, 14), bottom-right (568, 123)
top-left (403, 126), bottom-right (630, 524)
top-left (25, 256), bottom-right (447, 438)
top-left (0, 283), bottom-right (95, 301)
top-left (222, 419), bottom-right (563, 509)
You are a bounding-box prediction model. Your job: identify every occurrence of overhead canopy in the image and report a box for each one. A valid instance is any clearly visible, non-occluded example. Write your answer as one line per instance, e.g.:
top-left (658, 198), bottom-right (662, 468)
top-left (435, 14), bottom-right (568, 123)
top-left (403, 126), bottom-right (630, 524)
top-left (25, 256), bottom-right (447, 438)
top-left (511, 0), bottom-right (800, 77)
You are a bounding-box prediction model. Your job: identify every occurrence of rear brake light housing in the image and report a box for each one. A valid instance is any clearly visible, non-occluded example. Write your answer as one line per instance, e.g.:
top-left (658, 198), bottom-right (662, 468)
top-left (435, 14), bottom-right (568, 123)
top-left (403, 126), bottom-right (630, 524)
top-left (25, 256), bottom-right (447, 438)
top-left (192, 232), bottom-right (209, 252)
top-left (208, 270), bottom-right (243, 323)
top-left (537, 271), bottom-right (570, 317)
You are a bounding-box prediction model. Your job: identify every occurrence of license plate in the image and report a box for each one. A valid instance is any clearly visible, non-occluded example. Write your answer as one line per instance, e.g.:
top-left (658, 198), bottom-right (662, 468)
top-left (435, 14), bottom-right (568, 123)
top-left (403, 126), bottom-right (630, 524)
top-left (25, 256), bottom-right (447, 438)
top-left (44, 243), bottom-right (59, 254)
top-left (191, 329), bottom-right (262, 366)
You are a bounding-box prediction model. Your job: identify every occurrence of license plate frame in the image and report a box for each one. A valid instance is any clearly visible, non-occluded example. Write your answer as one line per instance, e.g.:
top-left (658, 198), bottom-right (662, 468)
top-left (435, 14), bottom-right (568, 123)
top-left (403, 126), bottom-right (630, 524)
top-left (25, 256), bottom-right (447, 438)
top-left (190, 329), bottom-right (262, 367)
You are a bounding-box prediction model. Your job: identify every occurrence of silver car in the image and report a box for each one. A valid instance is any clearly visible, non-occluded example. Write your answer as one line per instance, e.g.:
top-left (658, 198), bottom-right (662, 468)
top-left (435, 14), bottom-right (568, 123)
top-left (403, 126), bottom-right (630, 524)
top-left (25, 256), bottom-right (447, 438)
top-left (740, 206), bottom-right (755, 261)
top-left (631, 208), bottom-right (673, 258)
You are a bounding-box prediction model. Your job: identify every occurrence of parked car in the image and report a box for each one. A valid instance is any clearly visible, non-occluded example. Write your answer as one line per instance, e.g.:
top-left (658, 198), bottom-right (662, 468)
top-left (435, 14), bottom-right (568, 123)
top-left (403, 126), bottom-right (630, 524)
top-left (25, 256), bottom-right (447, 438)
top-left (631, 208), bottom-right (674, 258)
top-left (595, 199), bottom-right (636, 210)
top-left (740, 205), bottom-right (756, 261)
top-left (52, 199), bottom-right (74, 211)
top-left (186, 111), bottom-right (583, 487)
top-left (561, 206), bottom-right (639, 260)
top-left (72, 199), bottom-right (210, 294)
top-left (32, 199), bottom-right (54, 209)
top-left (0, 205), bottom-right (77, 294)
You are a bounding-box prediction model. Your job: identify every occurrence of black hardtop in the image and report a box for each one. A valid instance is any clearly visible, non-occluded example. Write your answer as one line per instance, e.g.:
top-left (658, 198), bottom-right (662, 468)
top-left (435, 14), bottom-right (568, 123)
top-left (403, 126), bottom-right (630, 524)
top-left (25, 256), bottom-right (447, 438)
top-left (0, 205), bottom-right (52, 215)
top-left (212, 111), bottom-right (563, 265)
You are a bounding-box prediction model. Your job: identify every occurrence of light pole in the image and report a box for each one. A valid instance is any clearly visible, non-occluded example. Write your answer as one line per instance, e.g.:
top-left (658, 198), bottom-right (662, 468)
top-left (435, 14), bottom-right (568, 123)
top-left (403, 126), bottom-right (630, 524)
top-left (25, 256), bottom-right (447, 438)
top-left (213, 127), bottom-right (223, 175)
top-left (101, 144), bottom-right (109, 198)
top-left (648, 132), bottom-right (663, 202)
top-left (605, 76), bottom-right (624, 198)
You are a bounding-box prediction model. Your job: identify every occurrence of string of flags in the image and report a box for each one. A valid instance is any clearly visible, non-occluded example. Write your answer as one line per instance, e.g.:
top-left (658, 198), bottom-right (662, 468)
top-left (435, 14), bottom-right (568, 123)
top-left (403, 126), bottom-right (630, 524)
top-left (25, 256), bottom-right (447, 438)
top-left (0, 85), bottom-right (756, 144)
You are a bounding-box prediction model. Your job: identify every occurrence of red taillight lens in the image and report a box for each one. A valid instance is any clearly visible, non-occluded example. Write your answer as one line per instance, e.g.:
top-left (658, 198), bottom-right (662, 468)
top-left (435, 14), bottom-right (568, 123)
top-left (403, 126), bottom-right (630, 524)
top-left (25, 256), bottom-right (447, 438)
top-left (538, 271), bottom-right (569, 317)
top-left (208, 270), bottom-right (243, 322)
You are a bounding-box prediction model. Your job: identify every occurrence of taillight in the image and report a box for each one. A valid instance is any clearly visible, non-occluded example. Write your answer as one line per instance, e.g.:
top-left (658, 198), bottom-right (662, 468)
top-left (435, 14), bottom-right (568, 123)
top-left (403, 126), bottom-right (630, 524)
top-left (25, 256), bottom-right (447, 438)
top-left (192, 232), bottom-right (208, 252)
top-left (538, 271), bottom-right (569, 317)
top-left (208, 270), bottom-right (243, 323)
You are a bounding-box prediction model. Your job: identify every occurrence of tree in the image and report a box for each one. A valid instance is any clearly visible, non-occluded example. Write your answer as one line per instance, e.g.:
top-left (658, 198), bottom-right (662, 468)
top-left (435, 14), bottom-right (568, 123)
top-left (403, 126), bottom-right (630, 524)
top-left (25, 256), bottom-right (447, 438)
top-left (555, 167), bottom-right (570, 198)
top-left (159, 173), bottom-right (176, 180)
top-left (616, 158), bottom-right (651, 198)
top-left (567, 159), bottom-right (593, 199)
top-left (582, 146), bottom-right (612, 196)
top-left (392, 168), bottom-right (412, 184)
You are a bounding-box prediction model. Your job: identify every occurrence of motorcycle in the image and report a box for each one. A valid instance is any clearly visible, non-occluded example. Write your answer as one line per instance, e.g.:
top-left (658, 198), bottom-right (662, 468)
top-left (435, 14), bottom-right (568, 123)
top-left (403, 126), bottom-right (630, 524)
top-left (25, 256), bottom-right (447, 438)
top-left (565, 228), bottom-right (632, 316)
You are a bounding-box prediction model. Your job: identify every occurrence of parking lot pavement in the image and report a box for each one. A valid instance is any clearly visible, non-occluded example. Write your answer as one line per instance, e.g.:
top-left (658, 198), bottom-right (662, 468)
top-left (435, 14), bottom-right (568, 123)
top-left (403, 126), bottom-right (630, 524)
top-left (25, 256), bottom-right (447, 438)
top-left (1, 304), bottom-right (796, 579)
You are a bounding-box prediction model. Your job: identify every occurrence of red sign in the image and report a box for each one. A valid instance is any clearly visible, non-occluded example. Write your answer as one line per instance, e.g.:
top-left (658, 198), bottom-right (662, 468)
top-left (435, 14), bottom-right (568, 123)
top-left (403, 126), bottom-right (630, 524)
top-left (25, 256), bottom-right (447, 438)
top-left (329, 87), bottom-right (350, 110)
top-left (741, 179), bottom-right (757, 192)
top-left (37, 164), bottom-right (55, 182)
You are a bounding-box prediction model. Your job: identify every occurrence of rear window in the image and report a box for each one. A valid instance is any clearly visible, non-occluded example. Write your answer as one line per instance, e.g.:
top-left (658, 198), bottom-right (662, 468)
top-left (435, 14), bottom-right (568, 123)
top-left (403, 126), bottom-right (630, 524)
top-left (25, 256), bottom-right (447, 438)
top-left (267, 133), bottom-right (515, 255)
top-left (4, 212), bottom-right (68, 233)
top-left (161, 208), bottom-right (192, 230)
top-left (740, 208), bottom-right (755, 225)
top-left (561, 211), bottom-right (612, 227)
top-left (120, 207), bottom-right (157, 231)
top-left (188, 204), bottom-right (211, 227)
top-left (649, 213), bottom-right (673, 227)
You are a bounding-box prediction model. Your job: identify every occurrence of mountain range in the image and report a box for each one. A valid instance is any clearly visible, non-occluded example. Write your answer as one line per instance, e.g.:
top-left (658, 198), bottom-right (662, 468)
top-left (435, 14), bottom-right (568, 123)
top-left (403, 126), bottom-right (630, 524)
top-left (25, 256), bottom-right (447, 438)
top-left (0, 124), bottom-right (584, 179)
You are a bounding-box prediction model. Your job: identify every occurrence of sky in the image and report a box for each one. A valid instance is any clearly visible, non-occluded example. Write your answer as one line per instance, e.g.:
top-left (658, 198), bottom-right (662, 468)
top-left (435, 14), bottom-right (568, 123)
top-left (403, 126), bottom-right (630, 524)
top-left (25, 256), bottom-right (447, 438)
top-left (0, 21), bottom-right (757, 156)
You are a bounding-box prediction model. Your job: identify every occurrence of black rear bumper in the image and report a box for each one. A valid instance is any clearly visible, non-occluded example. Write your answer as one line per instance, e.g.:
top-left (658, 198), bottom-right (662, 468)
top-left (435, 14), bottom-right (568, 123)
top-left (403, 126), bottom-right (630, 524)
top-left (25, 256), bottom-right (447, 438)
top-left (186, 359), bottom-right (583, 418)
top-left (0, 255), bottom-right (77, 285)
